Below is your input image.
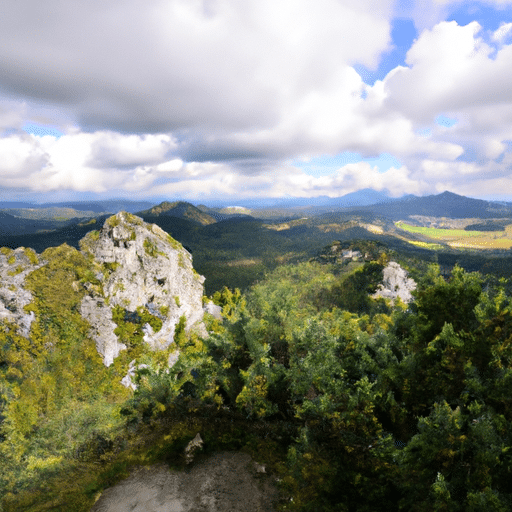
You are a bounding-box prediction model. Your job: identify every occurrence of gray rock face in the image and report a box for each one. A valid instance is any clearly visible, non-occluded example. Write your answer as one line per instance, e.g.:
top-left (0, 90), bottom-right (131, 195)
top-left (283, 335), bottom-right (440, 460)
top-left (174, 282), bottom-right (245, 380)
top-left (203, 301), bottom-right (223, 320)
top-left (373, 261), bottom-right (417, 303)
top-left (80, 212), bottom-right (206, 366)
top-left (184, 433), bottom-right (204, 464)
top-left (0, 248), bottom-right (44, 337)
top-left (80, 296), bottom-right (126, 367)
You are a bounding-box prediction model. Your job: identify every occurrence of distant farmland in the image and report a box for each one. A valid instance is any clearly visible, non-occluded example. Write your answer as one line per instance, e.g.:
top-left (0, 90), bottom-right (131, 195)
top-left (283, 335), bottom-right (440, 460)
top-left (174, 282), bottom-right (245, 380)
top-left (396, 221), bottom-right (512, 250)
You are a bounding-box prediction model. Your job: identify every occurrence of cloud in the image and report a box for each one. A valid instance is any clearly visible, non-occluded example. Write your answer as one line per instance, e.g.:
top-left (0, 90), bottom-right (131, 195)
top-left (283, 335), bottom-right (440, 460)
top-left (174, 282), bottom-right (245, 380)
top-left (0, 136), bottom-right (49, 185)
top-left (0, 2), bottom-right (512, 201)
top-left (286, 162), bottom-right (424, 197)
top-left (0, 101), bottom-right (25, 132)
top-left (384, 20), bottom-right (512, 120)
top-left (0, 131), bottom-right (176, 193)
top-left (0, 0), bottom-right (394, 134)
top-left (87, 133), bottom-right (176, 168)
top-left (492, 22), bottom-right (512, 42)
top-left (376, 18), bottom-right (512, 194)
top-left (145, 160), bottom-right (424, 200)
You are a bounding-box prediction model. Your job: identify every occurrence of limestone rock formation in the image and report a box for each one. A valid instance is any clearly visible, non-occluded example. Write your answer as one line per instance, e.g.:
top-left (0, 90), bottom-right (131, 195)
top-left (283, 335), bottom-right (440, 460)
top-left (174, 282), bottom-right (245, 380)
top-left (372, 261), bottom-right (416, 303)
top-left (0, 212), bottom-right (207, 370)
top-left (0, 247), bottom-right (44, 337)
top-left (79, 211), bottom-right (206, 365)
top-left (80, 295), bottom-right (126, 367)
top-left (203, 301), bottom-right (222, 320)
top-left (184, 433), bottom-right (204, 464)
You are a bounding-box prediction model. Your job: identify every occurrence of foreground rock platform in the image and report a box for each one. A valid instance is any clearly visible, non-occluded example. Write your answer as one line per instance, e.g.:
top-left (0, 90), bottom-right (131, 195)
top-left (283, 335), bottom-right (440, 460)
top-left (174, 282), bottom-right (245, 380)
top-left (90, 452), bottom-right (279, 512)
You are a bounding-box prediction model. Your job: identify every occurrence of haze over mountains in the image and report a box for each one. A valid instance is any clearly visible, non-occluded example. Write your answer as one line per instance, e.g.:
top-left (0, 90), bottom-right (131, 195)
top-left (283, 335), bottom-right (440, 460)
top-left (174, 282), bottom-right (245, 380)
top-left (2, 190), bottom-right (512, 297)
top-left (2, 190), bottom-right (512, 232)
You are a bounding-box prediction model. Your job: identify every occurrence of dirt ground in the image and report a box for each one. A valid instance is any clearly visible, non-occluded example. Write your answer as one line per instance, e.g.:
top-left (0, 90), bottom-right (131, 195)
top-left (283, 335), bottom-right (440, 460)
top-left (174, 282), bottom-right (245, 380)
top-left (90, 451), bottom-right (280, 512)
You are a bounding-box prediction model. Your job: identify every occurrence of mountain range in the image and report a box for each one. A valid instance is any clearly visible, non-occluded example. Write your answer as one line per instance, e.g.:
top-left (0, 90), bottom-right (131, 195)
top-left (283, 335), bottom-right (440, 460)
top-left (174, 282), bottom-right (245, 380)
top-left (2, 190), bottom-right (512, 296)
top-left (2, 190), bottom-right (511, 229)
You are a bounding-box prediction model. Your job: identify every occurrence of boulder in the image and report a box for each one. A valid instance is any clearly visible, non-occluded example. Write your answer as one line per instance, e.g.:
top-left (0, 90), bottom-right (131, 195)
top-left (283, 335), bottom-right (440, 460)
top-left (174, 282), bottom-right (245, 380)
top-left (372, 261), bottom-right (416, 303)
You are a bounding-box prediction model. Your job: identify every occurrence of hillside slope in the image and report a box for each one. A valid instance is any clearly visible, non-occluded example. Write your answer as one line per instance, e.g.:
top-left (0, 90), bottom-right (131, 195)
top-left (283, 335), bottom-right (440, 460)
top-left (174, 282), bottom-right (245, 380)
top-left (139, 201), bottom-right (217, 225)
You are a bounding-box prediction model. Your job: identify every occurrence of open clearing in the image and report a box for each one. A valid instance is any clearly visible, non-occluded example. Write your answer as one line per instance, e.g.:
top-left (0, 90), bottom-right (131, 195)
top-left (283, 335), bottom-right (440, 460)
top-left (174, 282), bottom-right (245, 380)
top-left (396, 221), bottom-right (512, 250)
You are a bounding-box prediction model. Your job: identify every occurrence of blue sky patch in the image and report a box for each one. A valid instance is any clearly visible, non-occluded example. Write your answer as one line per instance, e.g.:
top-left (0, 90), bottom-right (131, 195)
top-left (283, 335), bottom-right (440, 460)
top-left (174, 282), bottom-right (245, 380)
top-left (354, 18), bottom-right (417, 85)
top-left (22, 122), bottom-right (64, 138)
top-left (446, 2), bottom-right (512, 32)
top-left (496, 140), bottom-right (512, 162)
top-left (294, 152), bottom-right (402, 177)
top-left (417, 127), bottom-right (432, 137)
top-left (436, 115), bottom-right (457, 128)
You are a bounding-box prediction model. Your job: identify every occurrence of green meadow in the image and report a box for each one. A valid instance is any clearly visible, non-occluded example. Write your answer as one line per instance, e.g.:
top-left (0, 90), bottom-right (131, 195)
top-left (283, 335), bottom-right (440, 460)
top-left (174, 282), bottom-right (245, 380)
top-left (396, 221), bottom-right (512, 250)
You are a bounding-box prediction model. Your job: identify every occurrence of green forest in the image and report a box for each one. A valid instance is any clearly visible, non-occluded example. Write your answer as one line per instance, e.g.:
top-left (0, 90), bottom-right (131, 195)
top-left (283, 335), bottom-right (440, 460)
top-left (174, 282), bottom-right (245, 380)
top-left (2, 239), bottom-right (512, 511)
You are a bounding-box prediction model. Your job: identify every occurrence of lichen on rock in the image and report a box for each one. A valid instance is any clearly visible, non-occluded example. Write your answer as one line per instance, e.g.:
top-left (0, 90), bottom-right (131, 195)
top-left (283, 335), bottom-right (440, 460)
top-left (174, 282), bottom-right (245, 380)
top-left (0, 212), bottom-right (208, 373)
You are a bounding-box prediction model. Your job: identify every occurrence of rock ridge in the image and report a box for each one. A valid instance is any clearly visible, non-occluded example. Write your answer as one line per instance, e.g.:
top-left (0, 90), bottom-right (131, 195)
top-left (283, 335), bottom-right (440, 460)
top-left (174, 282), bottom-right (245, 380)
top-left (0, 247), bottom-right (45, 337)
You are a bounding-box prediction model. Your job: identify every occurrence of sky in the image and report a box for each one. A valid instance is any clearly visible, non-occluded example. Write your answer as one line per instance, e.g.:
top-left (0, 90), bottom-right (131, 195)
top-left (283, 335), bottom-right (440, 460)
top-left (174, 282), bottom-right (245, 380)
top-left (1, 0), bottom-right (512, 205)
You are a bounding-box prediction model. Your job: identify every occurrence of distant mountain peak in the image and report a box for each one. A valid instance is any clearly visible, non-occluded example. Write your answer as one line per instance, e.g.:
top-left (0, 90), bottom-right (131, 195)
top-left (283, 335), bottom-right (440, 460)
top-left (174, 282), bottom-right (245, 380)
top-left (436, 190), bottom-right (478, 201)
top-left (362, 191), bottom-right (511, 219)
top-left (140, 201), bottom-right (216, 225)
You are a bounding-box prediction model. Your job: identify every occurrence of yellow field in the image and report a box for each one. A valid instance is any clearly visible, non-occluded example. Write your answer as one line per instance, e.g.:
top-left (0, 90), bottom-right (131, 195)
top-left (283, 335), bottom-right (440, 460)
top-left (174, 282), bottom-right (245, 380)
top-left (408, 241), bottom-right (445, 250)
top-left (449, 239), bottom-right (512, 249)
top-left (396, 221), bottom-right (512, 250)
top-left (222, 259), bottom-right (261, 267)
top-left (364, 224), bottom-right (384, 234)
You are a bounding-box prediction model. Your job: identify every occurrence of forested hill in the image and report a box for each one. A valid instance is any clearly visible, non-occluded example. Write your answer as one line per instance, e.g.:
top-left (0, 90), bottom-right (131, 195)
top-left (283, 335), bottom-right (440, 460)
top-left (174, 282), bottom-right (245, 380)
top-left (138, 201), bottom-right (217, 225)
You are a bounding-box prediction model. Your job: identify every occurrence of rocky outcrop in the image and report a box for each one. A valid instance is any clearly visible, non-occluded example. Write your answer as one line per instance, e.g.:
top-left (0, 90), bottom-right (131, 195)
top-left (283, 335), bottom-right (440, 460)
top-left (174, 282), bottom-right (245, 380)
top-left (0, 247), bottom-right (45, 337)
top-left (203, 301), bottom-right (222, 320)
top-left (372, 261), bottom-right (416, 303)
top-left (90, 452), bottom-right (279, 512)
top-left (0, 212), bottom-right (207, 370)
top-left (184, 433), bottom-right (204, 464)
top-left (79, 212), bottom-right (206, 366)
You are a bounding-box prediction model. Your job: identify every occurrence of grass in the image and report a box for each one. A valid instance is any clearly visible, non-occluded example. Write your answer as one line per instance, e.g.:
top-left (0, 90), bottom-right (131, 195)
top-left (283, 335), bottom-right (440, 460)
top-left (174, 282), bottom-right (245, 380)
top-left (449, 238), bottom-right (512, 249)
top-left (396, 221), bottom-right (484, 239)
top-left (396, 221), bottom-right (512, 250)
top-left (408, 241), bottom-right (444, 250)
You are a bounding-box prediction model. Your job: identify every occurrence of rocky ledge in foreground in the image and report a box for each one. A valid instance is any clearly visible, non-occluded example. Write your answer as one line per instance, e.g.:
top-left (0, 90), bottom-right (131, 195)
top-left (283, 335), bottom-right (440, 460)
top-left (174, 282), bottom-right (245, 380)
top-left (90, 452), bottom-right (279, 512)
